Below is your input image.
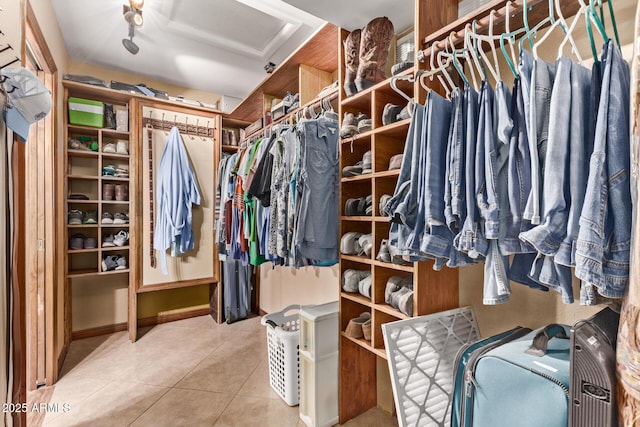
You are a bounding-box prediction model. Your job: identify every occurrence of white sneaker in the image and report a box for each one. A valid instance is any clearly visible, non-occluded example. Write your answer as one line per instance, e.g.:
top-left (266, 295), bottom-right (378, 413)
top-left (116, 140), bottom-right (129, 155)
top-left (113, 230), bottom-right (129, 247)
top-left (103, 142), bottom-right (116, 153)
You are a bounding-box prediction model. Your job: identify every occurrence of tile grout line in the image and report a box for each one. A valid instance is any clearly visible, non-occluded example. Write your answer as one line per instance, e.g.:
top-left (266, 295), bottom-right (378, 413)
top-left (126, 386), bottom-right (172, 426)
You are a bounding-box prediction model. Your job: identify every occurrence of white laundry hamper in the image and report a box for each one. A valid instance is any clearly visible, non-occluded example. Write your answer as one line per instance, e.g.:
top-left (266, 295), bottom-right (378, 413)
top-left (261, 305), bottom-right (301, 406)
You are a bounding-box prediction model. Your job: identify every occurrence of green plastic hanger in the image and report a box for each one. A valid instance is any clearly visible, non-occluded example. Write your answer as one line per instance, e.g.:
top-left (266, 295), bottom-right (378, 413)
top-left (585, 3), bottom-right (608, 62)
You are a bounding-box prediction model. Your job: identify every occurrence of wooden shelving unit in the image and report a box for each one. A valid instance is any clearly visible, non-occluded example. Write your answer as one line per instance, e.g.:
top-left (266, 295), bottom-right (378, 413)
top-left (337, 1), bottom-right (460, 423)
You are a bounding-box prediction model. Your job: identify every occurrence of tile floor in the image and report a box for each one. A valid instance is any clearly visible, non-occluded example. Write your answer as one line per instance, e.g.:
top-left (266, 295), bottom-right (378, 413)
top-left (28, 315), bottom-right (398, 427)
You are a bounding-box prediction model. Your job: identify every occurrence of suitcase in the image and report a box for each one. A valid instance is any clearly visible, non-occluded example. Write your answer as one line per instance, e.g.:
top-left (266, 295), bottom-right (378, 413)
top-left (452, 324), bottom-right (571, 427)
top-left (569, 307), bottom-right (620, 427)
top-left (451, 326), bottom-right (532, 427)
top-left (222, 259), bottom-right (252, 324)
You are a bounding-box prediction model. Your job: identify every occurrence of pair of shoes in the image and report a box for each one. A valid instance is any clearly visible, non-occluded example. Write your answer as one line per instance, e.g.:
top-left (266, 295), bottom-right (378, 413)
top-left (385, 276), bottom-right (414, 316)
top-left (102, 255), bottom-right (127, 272)
top-left (103, 230), bottom-right (129, 247)
top-left (222, 129), bottom-right (238, 146)
top-left (344, 312), bottom-right (371, 339)
top-left (103, 140), bottom-right (129, 155)
top-left (343, 17), bottom-right (395, 97)
top-left (344, 194), bottom-right (372, 216)
top-left (101, 212), bottom-right (127, 224)
top-left (102, 165), bottom-right (115, 176)
top-left (342, 150), bottom-right (372, 177)
top-left (340, 112), bottom-right (370, 139)
top-left (69, 233), bottom-right (97, 249)
top-left (342, 269), bottom-right (371, 293)
top-left (68, 138), bottom-right (98, 152)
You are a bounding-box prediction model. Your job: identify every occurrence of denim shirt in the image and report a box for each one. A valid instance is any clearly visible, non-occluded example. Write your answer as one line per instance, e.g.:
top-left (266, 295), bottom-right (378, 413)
top-left (575, 40), bottom-right (632, 301)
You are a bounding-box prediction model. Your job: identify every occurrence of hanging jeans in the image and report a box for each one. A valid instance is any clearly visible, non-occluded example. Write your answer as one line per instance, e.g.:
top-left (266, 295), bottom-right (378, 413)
top-left (576, 40), bottom-right (632, 302)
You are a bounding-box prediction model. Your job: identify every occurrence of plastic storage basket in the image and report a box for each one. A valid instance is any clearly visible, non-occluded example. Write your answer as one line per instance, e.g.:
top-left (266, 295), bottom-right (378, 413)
top-left (261, 305), bottom-right (301, 406)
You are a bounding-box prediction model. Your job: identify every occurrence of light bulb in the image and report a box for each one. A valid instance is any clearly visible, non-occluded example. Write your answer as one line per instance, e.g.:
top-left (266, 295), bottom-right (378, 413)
top-left (124, 10), bottom-right (143, 27)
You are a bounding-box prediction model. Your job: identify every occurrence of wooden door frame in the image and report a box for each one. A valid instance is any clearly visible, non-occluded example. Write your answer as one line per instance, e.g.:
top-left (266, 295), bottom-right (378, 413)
top-left (24, 1), bottom-right (59, 387)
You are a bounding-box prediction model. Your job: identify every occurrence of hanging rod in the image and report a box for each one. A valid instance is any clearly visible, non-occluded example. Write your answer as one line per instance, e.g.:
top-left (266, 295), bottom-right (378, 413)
top-left (143, 118), bottom-right (215, 138)
top-left (419, 0), bottom-right (582, 61)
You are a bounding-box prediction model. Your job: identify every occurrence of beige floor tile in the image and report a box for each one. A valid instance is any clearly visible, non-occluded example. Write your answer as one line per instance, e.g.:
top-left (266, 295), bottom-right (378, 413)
top-left (117, 348), bottom-right (204, 387)
top-left (130, 388), bottom-right (234, 427)
top-left (40, 374), bottom-right (112, 426)
top-left (213, 395), bottom-right (299, 427)
top-left (133, 323), bottom-right (226, 359)
top-left (43, 381), bottom-right (169, 427)
top-left (236, 360), bottom-right (280, 400)
top-left (175, 350), bottom-right (261, 394)
top-left (161, 314), bottom-right (219, 330)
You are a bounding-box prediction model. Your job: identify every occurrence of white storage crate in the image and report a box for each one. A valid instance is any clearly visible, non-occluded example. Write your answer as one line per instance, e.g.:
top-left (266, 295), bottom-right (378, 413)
top-left (299, 351), bottom-right (339, 427)
top-left (300, 301), bottom-right (339, 359)
top-left (261, 305), bottom-right (301, 406)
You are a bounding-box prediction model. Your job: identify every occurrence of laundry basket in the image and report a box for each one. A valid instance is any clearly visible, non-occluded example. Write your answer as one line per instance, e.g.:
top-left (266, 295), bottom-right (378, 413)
top-left (261, 305), bottom-right (301, 406)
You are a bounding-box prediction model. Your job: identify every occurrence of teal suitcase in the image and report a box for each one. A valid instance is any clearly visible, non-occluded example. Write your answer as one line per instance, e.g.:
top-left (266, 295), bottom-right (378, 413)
top-left (453, 324), bottom-right (571, 427)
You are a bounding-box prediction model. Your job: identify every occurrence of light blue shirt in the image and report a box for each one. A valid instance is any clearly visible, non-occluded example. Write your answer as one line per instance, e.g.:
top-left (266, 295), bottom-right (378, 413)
top-left (153, 127), bottom-right (201, 274)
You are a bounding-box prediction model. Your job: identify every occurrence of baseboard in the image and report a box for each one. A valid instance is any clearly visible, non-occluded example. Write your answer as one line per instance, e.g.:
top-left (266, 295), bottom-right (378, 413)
top-left (71, 322), bottom-right (128, 340)
top-left (137, 307), bottom-right (211, 328)
top-left (70, 307), bottom-right (227, 341)
top-left (259, 308), bottom-right (267, 316)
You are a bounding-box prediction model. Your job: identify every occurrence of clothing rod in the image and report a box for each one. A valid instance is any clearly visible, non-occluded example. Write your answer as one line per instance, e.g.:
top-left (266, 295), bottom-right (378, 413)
top-left (419, 0), bottom-right (582, 61)
top-left (143, 118), bottom-right (215, 138)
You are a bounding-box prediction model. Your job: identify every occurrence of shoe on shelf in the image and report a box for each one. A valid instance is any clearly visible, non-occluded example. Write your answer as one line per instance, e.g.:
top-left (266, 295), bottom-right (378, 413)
top-left (102, 142), bottom-right (116, 153)
top-left (343, 29), bottom-right (361, 97)
top-left (362, 318), bottom-right (372, 341)
top-left (102, 165), bottom-right (116, 176)
top-left (103, 183), bottom-right (115, 200)
top-left (113, 230), bottom-right (129, 247)
top-left (114, 167), bottom-right (129, 178)
top-left (68, 138), bottom-right (92, 151)
top-left (116, 140), bottom-right (129, 155)
top-left (102, 234), bottom-right (115, 247)
top-left (69, 233), bottom-right (86, 250)
top-left (102, 255), bottom-right (118, 272)
top-left (68, 209), bottom-right (83, 225)
top-left (83, 210), bottom-right (98, 224)
top-left (83, 237), bottom-right (97, 249)
top-left (340, 112), bottom-right (359, 139)
top-left (388, 153), bottom-right (403, 171)
top-left (222, 129), bottom-right (230, 146)
top-left (382, 103), bottom-right (403, 126)
top-left (358, 233), bottom-right (373, 258)
top-left (113, 212), bottom-right (129, 224)
top-left (114, 184), bottom-right (128, 201)
top-left (101, 212), bottom-right (114, 224)
top-left (358, 275), bottom-right (372, 299)
top-left (342, 160), bottom-right (364, 177)
top-left (362, 150), bottom-right (372, 174)
top-left (357, 118), bottom-right (372, 134)
top-left (355, 17), bottom-right (394, 92)
top-left (376, 239), bottom-right (391, 263)
top-left (115, 255), bottom-right (127, 270)
top-left (342, 269), bottom-right (371, 293)
top-left (340, 231), bottom-right (363, 255)
top-left (379, 194), bottom-right (392, 216)
top-left (69, 193), bottom-right (89, 200)
top-left (344, 312), bottom-right (371, 339)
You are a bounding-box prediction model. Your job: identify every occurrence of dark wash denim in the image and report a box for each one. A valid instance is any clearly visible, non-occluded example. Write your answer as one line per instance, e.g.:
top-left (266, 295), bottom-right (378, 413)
top-left (455, 86), bottom-right (487, 258)
top-left (388, 103), bottom-right (424, 258)
top-left (524, 58), bottom-right (556, 225)
top-left (576, 40), bottom-right (632, 301)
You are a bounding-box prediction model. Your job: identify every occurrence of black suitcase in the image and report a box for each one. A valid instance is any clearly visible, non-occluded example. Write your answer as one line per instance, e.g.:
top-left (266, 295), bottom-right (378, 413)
top-left (222, 259), bottom-right (252, 324)
top-left (569, 307), bottom-right (620, 427)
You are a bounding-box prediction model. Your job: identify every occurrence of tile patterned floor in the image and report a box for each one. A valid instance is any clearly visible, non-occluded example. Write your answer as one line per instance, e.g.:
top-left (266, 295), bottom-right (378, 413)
top-left (27, 315), bottom-right (398, 427)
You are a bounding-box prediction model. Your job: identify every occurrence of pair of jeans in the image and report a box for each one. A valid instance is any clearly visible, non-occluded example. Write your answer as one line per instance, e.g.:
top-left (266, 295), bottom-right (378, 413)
top-left (388, 103), bottom-right (424, 259)
top-left (294, 115), bottom-right (340, 263)
top-left (524, 57), bottom-right (556, 225)
top-left (575, 40), bottom-right (632, 301)
top-left (454, 86), bottom-right (486, 258)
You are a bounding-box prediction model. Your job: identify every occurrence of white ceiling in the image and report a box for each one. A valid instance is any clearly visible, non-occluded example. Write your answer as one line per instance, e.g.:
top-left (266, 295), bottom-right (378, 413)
top-left (51, 0), bottom-right (414, 99)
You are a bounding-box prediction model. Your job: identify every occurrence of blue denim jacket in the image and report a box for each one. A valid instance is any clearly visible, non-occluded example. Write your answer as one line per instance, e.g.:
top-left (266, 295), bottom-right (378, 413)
top-left (575, 41), bottom-right (632, 301)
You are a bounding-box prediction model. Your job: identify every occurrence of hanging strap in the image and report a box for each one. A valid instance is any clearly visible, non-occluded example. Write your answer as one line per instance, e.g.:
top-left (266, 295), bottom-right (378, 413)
top-left (147, 125), bottom-right (156, 268)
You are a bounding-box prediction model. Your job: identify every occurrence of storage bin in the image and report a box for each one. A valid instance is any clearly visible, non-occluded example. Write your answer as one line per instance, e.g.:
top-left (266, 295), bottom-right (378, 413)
top-left (300, 301), bottom-right (338, 359)
top-left (261, 305), bottom-right (301, 406)
top-left (299, 351), bottom-right (338, 427)
top-left (68, 97), bottom-right (104, 128)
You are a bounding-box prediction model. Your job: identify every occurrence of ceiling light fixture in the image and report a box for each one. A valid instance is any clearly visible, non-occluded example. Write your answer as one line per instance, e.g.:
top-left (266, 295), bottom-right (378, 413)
top-left (122, 24), bottom-right (140, 55)
top-left (123, 5), bottom-right (143, 27)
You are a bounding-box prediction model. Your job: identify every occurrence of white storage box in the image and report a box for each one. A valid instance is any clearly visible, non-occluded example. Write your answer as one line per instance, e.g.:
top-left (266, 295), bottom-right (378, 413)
top-left (300, 301), bottom-right (338, 359)
top-left (261, 305), bottom-right (301, 406)
top-left (299, 351), bottom-right (338, 427)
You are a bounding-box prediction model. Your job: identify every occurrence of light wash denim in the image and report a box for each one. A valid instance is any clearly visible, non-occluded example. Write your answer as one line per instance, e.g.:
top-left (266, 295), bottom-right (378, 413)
top-left (520, 56), bottom-right (573, 255)
top-left (388, 103), bottom-right (425, 259)
top-left (444, 88), bottom-right (463, 233)
top-left (501, 78), bottom-right (535, 255)
top-left (519, 50), bottom-right (534, 136)
top-left (555, 61), bottom-right (594, 267)
top-left (294, 115), bottom-right (339, 263)
top-left (575, 40), bottom-right (632, 301)
top-left (421, 91), bottom-right (453, 267)
top-left (481, 81), bottom-right (513, 304)
top-left (528, 254), bottom-right (574, 303)
top-left (508, 252), bottom-right (549, 291)
top-left (455, 86), bottom-right (486, 258)
top-left (524, 58), bottom-right (556, 225)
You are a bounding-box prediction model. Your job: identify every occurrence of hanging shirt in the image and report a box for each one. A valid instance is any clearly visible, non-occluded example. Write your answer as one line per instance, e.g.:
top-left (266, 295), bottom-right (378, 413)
top-left (153, 126), bottom-right (201, 275)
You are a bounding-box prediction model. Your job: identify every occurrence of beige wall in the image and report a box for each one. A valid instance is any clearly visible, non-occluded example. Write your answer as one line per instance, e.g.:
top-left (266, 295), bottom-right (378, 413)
top-left (68, 62), bottom-right (222, 107)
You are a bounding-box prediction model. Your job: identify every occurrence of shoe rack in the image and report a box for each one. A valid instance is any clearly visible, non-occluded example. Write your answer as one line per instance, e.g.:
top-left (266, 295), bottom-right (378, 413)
top-left (337, 1), bottom-right (460, 422)
top-left (62, 81), bottom-right (137, 342)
